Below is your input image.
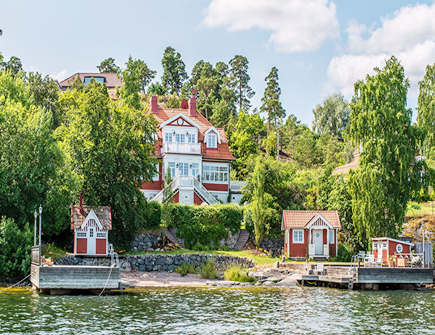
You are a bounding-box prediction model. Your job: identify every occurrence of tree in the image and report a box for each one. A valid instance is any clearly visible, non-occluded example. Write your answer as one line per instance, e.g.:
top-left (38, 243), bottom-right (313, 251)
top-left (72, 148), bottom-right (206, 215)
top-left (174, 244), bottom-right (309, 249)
top-left (260, 67), bottom-right (285, 132)
top-left (312, 93), bottom-right (349, 139)
top-left (229, 55), bottom-right (254, 112)
top-left (417, 63), bottom-right (435, 153)
top-left (57, 81), bottom-right (158, 246)
top-left (147, 82), bottom-right (166, 96)
top-left (348, 57), bottom-right (424, 247)
top-left (97, 57), bottom-right (120, 73)
top-left (0, 56), bottom-right (23, 76)
top-left (161, 46), bottom-right (188, 94)
top-left (250, 158), bottom-right (268, 246)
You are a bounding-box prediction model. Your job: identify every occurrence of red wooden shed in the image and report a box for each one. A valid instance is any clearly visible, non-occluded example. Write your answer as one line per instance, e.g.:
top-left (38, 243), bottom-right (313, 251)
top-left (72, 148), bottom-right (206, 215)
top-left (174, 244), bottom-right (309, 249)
top-left (372, 237), bottom-right (413, 265)
top-left (71, 205), bottom-right (112, 256)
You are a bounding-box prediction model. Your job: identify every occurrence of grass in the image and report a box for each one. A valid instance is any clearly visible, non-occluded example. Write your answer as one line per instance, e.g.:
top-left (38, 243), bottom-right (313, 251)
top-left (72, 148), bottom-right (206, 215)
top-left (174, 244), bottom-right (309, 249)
top-left (406, 201), bottom-right (435, 218)
top-left (224, 265), bottom-right (255, 282)
top-left (175, 262), bottom-right (196, 276)
top-left (41, 243), bottom-right (67, 259)
top-left (199, 259), bottom-right (218, 279)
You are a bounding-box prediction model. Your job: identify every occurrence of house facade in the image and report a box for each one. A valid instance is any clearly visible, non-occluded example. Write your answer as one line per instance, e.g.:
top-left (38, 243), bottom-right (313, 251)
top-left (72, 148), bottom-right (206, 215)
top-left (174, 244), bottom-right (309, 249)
top-left (141, 95), bottom-right (242, 205)
top-left (71, 205), bottom-right (112, 256)
top-left (58, 72), bottom-right (122, 98)
top-left (282, 210), bottom-right (341, 260)
top-left (372, 237), bottom-right (412, 265)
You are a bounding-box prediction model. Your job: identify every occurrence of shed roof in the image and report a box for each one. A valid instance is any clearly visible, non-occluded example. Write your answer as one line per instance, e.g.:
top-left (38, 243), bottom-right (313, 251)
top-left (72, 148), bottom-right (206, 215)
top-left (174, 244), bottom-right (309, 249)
top-left (71, 205), bottom-right (112, 230)
top-left (282, 210), bottom-right (341, 230)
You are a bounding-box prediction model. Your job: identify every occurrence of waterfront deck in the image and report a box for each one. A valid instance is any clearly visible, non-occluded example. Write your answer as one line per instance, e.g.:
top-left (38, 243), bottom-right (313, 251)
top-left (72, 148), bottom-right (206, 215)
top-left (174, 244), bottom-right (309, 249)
top-left (296, 264), bottom-right (433, 290)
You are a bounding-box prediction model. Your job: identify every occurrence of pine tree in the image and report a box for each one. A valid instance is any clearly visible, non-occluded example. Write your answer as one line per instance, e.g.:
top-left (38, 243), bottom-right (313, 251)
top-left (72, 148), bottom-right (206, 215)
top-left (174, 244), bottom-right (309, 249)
top-left (97, 57), bottom-right (120, 73)
top-left (229, 55), bottom-right (254, 113)
top-left (161, 46), bottom-right (188, 95)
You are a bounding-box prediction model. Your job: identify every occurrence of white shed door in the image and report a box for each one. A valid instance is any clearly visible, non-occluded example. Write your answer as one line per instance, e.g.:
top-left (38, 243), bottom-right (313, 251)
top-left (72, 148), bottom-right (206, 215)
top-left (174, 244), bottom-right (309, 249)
top-left (88, 227), bottom-right (96, 255)
top-left (314, 230), bottom-right (323, 255)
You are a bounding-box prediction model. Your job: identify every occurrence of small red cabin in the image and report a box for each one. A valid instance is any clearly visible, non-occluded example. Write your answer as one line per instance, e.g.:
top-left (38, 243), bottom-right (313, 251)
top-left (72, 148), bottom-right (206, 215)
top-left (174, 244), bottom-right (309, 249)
top-left (71, 205), bottom-right (112, 256)
top-left (282, 210), bottom-right (341, 260)
top-left (372, 237), bottom-right (412, 265)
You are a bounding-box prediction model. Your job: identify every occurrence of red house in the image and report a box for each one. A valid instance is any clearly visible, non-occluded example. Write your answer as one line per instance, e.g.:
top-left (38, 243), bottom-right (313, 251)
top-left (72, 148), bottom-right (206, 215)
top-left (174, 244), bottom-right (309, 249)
top-left (71, 205), bottom-right (112, 256)
top-left (372, 237), bottom-right (412, 265)
top-left (282, 210), bottom-right (341, 260)
top-left (140, 95), bottom-right (240, 205)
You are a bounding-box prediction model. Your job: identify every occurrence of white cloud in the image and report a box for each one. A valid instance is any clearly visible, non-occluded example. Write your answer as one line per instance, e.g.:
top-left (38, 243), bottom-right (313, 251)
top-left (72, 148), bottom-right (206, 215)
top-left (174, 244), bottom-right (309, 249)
top-left (50, 69), bottom-right (68, 82)
top-left (203, 0), bottom-right (339, 53)
top-left (327, 3), bottom-right (435, 97)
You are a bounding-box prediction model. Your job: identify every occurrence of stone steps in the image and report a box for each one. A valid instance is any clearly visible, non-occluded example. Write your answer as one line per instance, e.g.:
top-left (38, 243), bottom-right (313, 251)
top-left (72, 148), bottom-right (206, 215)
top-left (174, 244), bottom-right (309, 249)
top-left (234, 229), bottom-right (250, 250)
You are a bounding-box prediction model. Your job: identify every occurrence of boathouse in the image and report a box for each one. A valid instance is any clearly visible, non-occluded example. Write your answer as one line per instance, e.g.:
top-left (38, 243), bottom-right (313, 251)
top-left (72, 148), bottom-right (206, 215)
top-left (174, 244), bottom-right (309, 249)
top-left (71, 205), bottom-right (112, 256)
top-left (282, 210), bottom-right (341, 260)
top-left (372, 237), bottom-right (413, 265)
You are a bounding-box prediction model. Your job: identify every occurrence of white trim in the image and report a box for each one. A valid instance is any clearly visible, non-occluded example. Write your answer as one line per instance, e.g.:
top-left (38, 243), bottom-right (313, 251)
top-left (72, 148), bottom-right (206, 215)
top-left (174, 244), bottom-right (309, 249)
top-left (372, 237), bottom-right (413, 246)
top-left (81, 209), bottom-right (103, 230)
top-left (204, 127), bottom-right (222, 145)
top-left (328, 229), bottom-right (335, 244)
top-left (305, 214), bottom-right (333, 229)
top-left (160, 113), bottom-right (201, 129)
top-left (292, 229), bottom-right (304, 244)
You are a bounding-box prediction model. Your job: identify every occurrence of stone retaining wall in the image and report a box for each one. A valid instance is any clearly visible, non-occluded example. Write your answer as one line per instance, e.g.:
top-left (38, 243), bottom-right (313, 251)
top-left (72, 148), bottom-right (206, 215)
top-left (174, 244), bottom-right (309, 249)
top-left (54, 254), bottom-right (254, 273)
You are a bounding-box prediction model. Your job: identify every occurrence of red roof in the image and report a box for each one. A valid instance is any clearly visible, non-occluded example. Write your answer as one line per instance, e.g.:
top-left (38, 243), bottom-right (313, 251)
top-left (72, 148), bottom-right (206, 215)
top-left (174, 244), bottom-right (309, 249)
top-left (282, 210), bottom-right (341, 230)
top-left (152, 104), bottom-right (235, 161)
top-left (71, 205), bottom-right (112, 230)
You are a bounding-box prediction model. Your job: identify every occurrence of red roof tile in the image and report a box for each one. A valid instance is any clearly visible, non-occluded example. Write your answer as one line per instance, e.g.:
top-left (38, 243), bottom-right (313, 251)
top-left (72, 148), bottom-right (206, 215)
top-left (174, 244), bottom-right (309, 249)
top-left (282, 210), bottom-right (341, 230)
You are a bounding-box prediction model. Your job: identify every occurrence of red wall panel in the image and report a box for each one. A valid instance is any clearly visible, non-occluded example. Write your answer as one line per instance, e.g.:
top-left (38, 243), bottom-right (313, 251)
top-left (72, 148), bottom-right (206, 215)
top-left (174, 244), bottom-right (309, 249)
top-left (76, 238), bottom-right (87, 254)
top-left (203, 183), bottom-right (228, 191)
top-left (96, 239), bottom-right (106, 255)
top-left (194, 192), bottom-right (203, 205)
top-left (289, 228), bottom-right (308, 258)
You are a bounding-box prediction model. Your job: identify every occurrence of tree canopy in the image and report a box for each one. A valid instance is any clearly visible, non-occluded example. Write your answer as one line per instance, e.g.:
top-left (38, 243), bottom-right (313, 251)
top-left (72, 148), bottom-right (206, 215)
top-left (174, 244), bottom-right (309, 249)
top-left (161, 46), bottom-right (188, 95)
top-left (312, 93), bottom-right (349, 139)
top-left (97, 57), bottom-right (121, 73)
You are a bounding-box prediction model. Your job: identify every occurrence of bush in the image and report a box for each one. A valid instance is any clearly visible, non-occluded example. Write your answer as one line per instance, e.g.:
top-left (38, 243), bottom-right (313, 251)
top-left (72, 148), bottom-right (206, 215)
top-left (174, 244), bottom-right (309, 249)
top-left (0, 217), bottom-right (33, 280)
top-left (224, 265), bottom-right (255, 282)
top-left (199, 259), bottom-right (218, 279)
top-left (161, 203), bottom-right (243, 249)
top-left (175, 262), bottom-right (196, 276)
top-left (332, 243), bottom-right (354, 262)
top-left (145, 201), bottom-right (161, 229)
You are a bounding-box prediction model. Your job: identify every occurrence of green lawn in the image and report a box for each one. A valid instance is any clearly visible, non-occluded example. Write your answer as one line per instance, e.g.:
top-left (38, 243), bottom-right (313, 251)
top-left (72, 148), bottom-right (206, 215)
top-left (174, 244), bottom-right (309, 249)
top-left (41, 243), bottom-right (67, 259)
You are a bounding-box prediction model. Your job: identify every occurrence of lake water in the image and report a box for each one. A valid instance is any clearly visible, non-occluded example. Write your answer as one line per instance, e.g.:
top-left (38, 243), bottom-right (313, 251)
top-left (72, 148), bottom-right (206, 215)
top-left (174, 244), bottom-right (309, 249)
top-left (0, 287), bottom-right (433, 334)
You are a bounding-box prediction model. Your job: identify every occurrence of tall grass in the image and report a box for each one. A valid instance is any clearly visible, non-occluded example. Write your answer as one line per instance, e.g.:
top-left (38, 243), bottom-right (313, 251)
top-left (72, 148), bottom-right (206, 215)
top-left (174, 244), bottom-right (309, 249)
top-left (224, 265), bottom-right (255, 282)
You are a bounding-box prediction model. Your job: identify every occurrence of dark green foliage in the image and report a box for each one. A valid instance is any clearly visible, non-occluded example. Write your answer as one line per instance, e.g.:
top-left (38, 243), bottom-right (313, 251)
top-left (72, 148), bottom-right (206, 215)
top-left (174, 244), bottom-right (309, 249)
top-left (331, 243), bottom-right (354, 262)
top-left (199, 259), bottom-right (218, 279)
top-left (144, 201), bottom-right (162, 230)
top-left (260, 66), bottom-right (285, 132)
top-left (161, 203), bottom-right (243, 249)
top-left (97, 57), bottom-right (120, 73)
top-left (161, 46), bottom-right (188, 94)
top-left (0, 217), bottom-right (32, 280)
top-left (229, 55), bottom-right (254, 112)
top-left (0, 56), bottom-right (23, 76)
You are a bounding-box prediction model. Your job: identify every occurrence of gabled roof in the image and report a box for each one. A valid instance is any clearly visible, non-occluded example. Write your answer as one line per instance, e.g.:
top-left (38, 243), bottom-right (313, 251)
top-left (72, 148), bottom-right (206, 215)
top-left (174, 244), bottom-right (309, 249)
top-left (71, 205), bottom-right (112, 230)
top-left (160, 112), bottom-right (201, 129)
top-left (59, 72), bottom-right (122, 89)
top-left (282, 210), bottom-right (341, 230)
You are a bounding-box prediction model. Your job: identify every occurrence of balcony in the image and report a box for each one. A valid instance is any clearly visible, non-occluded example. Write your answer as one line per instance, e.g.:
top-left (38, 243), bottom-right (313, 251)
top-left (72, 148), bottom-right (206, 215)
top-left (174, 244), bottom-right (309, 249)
top-left (162, 143), bottom-right (201, 155)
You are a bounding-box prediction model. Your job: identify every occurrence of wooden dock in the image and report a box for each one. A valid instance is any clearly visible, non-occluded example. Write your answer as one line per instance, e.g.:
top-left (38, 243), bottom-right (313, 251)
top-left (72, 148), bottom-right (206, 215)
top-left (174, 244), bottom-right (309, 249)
top-left (30, 246), bottom-right (121, 294)
top-left (296, 264), bottom-right (433, 290)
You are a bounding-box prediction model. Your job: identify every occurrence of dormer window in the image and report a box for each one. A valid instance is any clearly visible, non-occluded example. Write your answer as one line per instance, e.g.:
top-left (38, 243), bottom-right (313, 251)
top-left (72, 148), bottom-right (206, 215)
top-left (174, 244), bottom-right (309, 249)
top-left (165, 133), bottom-right (173, 143)
top-left (207, 132), bottom-right (217, 148)
top-left (83, 76), bottom-right (106, 85)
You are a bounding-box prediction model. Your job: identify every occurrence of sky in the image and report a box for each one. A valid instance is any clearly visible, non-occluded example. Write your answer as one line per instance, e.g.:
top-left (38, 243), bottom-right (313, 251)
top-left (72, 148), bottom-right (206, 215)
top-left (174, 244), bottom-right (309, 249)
top-left (1, 0), bottom-right (434, 126)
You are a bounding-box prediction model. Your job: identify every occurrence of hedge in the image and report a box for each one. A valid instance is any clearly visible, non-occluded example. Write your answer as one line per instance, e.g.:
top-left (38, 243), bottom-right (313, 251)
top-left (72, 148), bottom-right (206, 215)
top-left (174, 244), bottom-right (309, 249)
top-left (161, 203), bottom-right (243, 249)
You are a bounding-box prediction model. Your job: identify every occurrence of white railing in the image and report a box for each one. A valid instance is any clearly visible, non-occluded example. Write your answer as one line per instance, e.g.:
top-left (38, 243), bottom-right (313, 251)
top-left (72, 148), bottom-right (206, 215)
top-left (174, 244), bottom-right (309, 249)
top-left (162, 143), bottom-right (201, 155)
top-left (308, 244), bottom-right (329, 257)
top-left (193, 177), bottom-right (219, 204)
top-left (151, 179), bottom-right (175, 203)
top-left (230, 181), bottom-right (245, 193)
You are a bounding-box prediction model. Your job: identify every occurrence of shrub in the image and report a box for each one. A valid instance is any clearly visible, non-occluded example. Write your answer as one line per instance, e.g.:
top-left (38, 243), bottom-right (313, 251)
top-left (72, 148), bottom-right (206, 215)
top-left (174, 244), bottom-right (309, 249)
top-left (175, 262), bottom-right (196, 276)
top-left (0, 217), bottom-right (33, 280)
top-left (332, 243), bottom-right (354, 262)
top-left (161, 203), bottom-right (243, 249)
top-left (145, 201), bottom-right (161, 229)
top-left (224, 265), bottom-right (255, 282)
top-left (199, 259), bottom-right (218, 279)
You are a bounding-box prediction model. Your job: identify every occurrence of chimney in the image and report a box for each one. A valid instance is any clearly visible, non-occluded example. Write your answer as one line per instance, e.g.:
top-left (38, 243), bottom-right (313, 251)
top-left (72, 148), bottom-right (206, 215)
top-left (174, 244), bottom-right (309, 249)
top-left (188, 95), bottom-right (197, 117)
top-left (181, 99), bottom-right (188, 109)
top-left (150, 95), bottom-right (158, 114)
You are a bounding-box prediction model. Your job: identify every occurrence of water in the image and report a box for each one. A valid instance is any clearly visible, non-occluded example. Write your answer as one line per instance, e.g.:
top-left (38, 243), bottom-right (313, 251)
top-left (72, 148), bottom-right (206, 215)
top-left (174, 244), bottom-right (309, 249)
top-left (0, 287), bottom-right (433, 334)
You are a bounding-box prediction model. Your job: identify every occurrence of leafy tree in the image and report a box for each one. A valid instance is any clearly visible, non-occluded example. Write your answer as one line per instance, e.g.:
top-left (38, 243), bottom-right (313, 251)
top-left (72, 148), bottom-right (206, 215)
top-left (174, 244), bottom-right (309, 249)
top-left (229, 55), bottom-right (254, 112)
top-left (0, 217), bottom-right (32, 279)
top-left (147, 82), bottom-right (166, 96)
top-left (57, 81), bottom-right (158, 246)
top-left (312, 93), bottom-right (349, 139)
top-left (27, 72), bottom-right (60, 127)
top-left (161, 46), bottom-right (188, 94)
top-left (97, 57), bottom-right (121, 73)
top-left (417, 63), bottom-right (435, 153)
top-left (250, 158), bottom-right (268, 246)
top-left (348, 57), bottom-right (425, 247)
top-left (0, 56), bottom-right (23, 76)
top-left (260, 67), bottom-right (285, 132)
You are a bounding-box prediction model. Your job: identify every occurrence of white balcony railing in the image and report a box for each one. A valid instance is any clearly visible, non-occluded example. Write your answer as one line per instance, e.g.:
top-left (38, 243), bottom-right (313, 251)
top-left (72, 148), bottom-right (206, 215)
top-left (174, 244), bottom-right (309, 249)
top-left (162, 143), bottom-right (201, 155)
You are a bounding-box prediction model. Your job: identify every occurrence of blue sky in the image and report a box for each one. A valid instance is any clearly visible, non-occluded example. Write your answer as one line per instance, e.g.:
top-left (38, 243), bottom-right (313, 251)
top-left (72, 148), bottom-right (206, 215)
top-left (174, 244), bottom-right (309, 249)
top-left (1, 0), bottom-right (434, 125)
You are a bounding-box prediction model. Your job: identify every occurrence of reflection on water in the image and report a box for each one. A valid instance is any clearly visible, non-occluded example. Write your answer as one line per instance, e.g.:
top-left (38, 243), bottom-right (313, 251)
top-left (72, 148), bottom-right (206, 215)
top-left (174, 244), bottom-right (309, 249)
top-left (0, 287), bottom-right (433, 334)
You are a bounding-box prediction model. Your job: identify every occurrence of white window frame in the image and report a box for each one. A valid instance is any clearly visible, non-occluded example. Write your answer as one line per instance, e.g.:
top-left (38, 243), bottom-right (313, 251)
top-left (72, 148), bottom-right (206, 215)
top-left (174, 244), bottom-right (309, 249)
top-left (202, 164), bottom-right (229, 184)
top-left (152, 163), bottom-right (160, 181)
top-left (207, 133), bottom-right (217, 148)
top-left (167, 162), bottom-right (176, 178)
top-left (178, 162), bottom-right (188, 176)
top-left (191, 163), bottom-right (199, 178)
top-left (328, 229), bottom-right (334, 244)
top-left (292, 229), bottom-right (304, 244)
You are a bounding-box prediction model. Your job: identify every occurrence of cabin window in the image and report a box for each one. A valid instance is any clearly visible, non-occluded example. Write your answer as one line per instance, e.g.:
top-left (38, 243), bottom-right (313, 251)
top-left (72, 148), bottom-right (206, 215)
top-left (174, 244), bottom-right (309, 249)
top-left (168, 162), bottom-right (176, 178)
top-left (202, 165), bottom-right (228, 183)
top-left (152, 163), bottom-right (160, 181)
top-left (328, 230), bottom-right (334, 243)
top-left (175, 133), bottom-right (185, 144)
top-left (191, 163), bottom-right (199, 178)
top-left (97, 232), bottom-right (106, 238)
top-left (207, 133), bottom-right (217, 148)
top-left (178, 162), bottom-right (188, 176)
top-left (83, 76), bottom-right (105, 85)
top-left (187, 133), bottom-right (196, 143)
top-left (165, 133), bottom-right (173, 144)
top-left (293, 229), bottom-right (304, 243)
top-left (77, 232), bottom-right (86, 237)
top-left (89, 228), bottom-right (94, 238)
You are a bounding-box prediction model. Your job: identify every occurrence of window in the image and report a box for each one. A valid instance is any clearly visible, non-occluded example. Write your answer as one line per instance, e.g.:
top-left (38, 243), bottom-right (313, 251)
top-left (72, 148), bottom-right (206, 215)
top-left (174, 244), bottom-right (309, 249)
top-left (83, 76), bottom-right (105, 85)
top-left (167, 162), bottom-right (176, 178)
top-left (178, 162), bottom-right (188, 176)
top-left (187, 133), bottom-right (196, 143)
top-left (97, 232), bottom-right (106, 238)
top-left (77, 232), bottom-right (86, 237)
top-left (202, 165), bottom-right (228, 183)
top-left (328, 230), bottom-right (334, 244)
top-left (89, 228), bottom-right (94, 238)
top-left (207, 133), bottom-right (217, 148)
top-left (152, 163), bottom-right (159, 181)
top-left (175, 133), bottom-right (185, 144)
top-left (293, 229), bottom-right (304, 243)
top-left (191, 163), bottom-right (199, 178)
top-left (164, 133), bottom-right (173, 144)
